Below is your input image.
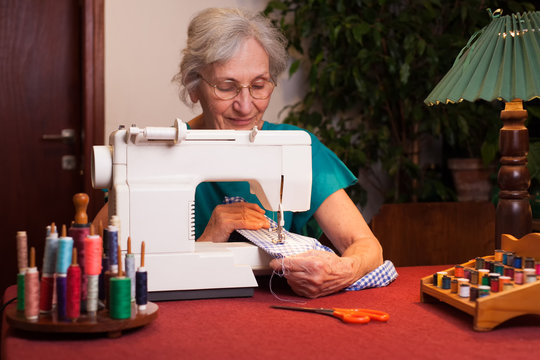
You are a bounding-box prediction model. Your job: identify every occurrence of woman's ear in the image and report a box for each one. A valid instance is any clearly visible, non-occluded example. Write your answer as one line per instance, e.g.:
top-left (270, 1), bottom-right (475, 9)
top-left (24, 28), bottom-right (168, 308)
top-left (189, 89), bottom-right (199, 103)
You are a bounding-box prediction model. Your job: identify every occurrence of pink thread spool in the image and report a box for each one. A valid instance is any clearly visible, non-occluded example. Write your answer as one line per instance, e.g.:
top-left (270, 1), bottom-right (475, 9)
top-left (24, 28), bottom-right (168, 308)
top-left (67, 249), bottom-right (81, 321)
top-left (24, 247), bottom-right (40, 322)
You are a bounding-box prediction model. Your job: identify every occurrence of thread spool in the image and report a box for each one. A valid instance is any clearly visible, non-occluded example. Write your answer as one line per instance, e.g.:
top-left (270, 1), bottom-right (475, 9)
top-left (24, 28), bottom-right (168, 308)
top-left (17, 273), bottom-right (25, 312)
top-left (42, 223), bottom-right (59, 274)
top-left (513, 256), bottom-right (523, 269)
top-left (494, 262), bottom-right (504, 276)
top-left (16, 231), bottom-right (28, 273)
top-left (458, 283), bottom-right (470, 298)
top-left (454, 265), bottom-right (464, 278)
top-left (24, 247), bottom-right (40, 321)
top-left (40, 223), bottom-right (58, 313)
top-left (67, 248), bottom-right (81, 321)
top-left (109, 245), bottom-right (131, 319)
top-left (136, 241), bottom-right (148, 311)
top-left (524, 257), bottom-right (535, 269)
top-left (84, 225), bottom-right (102, 275)
top-left (469, 286), bottom-right (479, 301)
top-left (475, 257), bottom-right (485, 270)
top-left (125, 237), bottom-right (136, 301)
top-left (106, 225), bottom-right (119, 273)
top-left (470, 269), bottom-right (479, 285)
top-left (478, 285), bottom-right (490, 297)
top-left (56, 225), bottom-right (73, 274)
top-left (504, 267), bottom-right (515, 280)
top-left (514, 270), bottom-right (524, 285)
top-left (87, 275), bottom-right (99, 315)
top-left (56, 275), bottom-right (68, 320)
top-left (39, 276), bottom-right (55, 313)
top-left (524, 268), bottom-right (536, 283)
top-left (441, 275), bottom-right (451, 289)
top-left (450, 278), bottom-right (458, 293)
top-left (506, 253), bottom-right (515, 267)
top-left (536, 262), bottom-right (540, 276)
top-left (499, 275), bottom-right (511, 291)
top-left (69, 225), bottom-right (90, 305)
top-left (494, 249), bottom-right (504, 262)
top-left (99, 255), bottom-right (108, 301)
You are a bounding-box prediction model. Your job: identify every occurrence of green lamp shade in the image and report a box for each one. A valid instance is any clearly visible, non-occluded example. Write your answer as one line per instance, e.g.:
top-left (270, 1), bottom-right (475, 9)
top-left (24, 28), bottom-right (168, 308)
top-left (425, 11), bottom-right (540, 106)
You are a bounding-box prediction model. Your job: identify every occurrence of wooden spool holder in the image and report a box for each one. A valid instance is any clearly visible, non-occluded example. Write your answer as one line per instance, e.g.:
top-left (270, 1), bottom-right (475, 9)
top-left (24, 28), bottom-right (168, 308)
top-left (420, 233), bottom-right (540, 331)
top-left (5, 301), bottom-right (158, 338)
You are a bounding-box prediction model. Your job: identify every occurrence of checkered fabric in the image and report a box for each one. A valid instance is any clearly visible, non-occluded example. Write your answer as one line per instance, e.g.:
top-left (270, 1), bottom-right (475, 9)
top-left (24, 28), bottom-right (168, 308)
top-left (223, 197), bottom-right (398, 290)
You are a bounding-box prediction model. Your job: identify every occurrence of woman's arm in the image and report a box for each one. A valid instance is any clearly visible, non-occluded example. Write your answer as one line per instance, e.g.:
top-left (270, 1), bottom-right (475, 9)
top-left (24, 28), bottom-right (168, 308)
top-left (270, 189), bottom-right (383, 298)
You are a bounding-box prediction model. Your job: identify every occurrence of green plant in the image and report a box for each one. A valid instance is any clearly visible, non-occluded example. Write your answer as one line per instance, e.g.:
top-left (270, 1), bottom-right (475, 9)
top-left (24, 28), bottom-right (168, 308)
top-left (264, 0), bottom-right (536, 204)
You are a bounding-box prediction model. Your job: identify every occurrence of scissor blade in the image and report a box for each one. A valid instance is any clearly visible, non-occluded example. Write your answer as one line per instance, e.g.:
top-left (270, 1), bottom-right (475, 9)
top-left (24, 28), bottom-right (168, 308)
top-left (270, 305), bottom-right (333, 315)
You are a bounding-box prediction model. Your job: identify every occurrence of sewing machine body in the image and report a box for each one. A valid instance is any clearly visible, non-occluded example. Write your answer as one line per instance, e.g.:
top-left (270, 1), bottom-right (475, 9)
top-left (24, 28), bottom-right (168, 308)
top-left (92, 120), bottom-right (312, 300)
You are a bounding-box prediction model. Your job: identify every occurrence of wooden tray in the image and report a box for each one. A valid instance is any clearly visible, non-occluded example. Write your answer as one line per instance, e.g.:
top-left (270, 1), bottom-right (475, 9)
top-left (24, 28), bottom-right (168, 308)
top-left (420, 233), bottom-right (540, 331)
top-left (5, 302), bottom-right (158, 338)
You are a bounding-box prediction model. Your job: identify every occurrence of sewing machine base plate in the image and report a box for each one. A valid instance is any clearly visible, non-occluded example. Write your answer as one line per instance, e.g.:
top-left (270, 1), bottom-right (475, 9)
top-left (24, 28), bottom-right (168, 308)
top-left (148, 287), bottom-right (254, 301)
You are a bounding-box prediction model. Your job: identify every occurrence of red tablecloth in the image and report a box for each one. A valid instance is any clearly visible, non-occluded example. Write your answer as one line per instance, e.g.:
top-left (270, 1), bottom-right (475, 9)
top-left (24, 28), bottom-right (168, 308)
top-left (2, 265), bottom-right (539, 360)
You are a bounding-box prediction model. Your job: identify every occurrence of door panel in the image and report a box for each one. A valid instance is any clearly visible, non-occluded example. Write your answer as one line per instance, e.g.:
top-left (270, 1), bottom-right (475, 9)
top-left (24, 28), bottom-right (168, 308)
top-left (0, 0), bottom-right (102, 295)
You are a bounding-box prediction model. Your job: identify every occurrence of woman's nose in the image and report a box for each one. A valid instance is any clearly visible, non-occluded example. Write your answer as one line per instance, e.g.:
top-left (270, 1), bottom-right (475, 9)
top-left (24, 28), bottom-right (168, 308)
top-left (232, 87), bottom-right (253, 114)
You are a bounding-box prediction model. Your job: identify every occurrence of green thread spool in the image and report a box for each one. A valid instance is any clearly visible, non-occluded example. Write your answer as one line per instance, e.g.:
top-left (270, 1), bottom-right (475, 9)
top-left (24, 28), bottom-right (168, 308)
top-left (17, 273), bottom-right (25, 311)
top-left (109, 277), bottom-right (131, 319)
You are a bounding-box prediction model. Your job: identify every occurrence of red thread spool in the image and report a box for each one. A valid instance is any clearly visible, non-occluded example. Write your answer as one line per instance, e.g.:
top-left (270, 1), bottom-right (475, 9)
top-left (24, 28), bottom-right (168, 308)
top-left (39, 275), bottom-right (55, 313)
top-left (67, 249), bottom-right (81, 320)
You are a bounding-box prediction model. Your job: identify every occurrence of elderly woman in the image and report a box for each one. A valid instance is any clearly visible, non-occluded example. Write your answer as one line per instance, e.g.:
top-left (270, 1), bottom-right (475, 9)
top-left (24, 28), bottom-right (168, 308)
top-left (175, 7), bottom-right (383, 298)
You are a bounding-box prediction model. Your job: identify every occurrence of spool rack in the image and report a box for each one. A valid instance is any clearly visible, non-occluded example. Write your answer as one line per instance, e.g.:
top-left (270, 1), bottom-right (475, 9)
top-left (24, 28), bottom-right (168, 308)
top-left (420, 233), bottom-right (540, 331)
top-left (5, 302), bottom-right (158, 338)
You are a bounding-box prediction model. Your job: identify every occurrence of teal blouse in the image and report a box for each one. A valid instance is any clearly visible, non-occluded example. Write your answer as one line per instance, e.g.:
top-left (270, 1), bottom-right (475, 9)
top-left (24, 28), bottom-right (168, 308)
top-left (193, 121), bottom-right (357, 239)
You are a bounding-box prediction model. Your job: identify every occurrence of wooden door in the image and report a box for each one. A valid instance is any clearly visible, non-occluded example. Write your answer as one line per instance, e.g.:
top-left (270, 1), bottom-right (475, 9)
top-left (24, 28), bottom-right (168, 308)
top-left (0, 0), bottom-right (104, 295)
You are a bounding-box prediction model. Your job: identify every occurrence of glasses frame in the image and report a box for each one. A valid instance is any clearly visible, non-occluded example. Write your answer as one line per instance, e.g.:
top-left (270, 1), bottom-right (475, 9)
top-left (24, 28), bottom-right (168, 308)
top-left (198, 75), bottom-right (275, 100)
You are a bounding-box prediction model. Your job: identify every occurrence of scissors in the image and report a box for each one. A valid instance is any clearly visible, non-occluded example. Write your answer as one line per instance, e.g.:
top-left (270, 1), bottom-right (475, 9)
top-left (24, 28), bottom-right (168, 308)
top-left (271, 305), bottom-right (389, 324)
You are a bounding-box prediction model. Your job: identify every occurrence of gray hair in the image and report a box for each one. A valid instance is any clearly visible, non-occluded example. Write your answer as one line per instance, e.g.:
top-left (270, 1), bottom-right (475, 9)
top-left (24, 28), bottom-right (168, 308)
top-left (172, 7), bottom-right (288, 106)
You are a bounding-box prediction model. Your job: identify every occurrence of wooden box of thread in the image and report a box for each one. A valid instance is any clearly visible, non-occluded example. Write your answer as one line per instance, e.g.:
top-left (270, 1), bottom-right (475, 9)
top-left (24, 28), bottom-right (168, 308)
top-left (420, 233), bottom-right (540, 331)
top-left (5, 193), bottom-right (158, 338)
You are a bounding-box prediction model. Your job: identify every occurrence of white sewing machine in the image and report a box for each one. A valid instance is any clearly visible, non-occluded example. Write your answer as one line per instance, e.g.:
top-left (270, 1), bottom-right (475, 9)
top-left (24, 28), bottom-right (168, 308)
top-left (91, 119), bottom-right (312, 300)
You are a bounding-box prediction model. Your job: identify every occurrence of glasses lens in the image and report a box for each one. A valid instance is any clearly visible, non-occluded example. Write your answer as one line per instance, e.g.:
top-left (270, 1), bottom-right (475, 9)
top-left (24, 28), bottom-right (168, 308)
top-left (250, 80), bottom-right (274, 99)
top-left (214, 80), bottom-right (239, 100)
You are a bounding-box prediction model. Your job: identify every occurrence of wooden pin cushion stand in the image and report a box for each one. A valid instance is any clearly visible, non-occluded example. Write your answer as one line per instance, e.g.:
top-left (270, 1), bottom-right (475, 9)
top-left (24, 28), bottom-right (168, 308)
top-left (420, 233), bottom-right (540, 331)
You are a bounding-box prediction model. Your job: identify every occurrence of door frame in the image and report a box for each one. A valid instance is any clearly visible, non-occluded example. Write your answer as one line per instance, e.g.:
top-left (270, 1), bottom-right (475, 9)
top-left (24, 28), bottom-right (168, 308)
top-left (82, 0), bottom-right (105, 218)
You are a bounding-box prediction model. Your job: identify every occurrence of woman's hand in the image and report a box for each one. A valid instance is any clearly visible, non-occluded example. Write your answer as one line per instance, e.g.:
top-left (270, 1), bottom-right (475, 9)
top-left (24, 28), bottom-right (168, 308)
top-left (269, 250), bottom-right (359, 298)
top-left (197, 202), bottom-right (270, 243)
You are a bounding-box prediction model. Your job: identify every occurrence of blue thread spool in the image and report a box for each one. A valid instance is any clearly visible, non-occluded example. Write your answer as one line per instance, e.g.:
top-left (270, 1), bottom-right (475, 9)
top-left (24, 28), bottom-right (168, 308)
top-left (56, 275), bottom-right (68, 320)
top-left (513, 256), bottom-right (522, 269)
top-left (56, 237), bottom-right (73, 274)
top-left (42, 233), bottom-right (59, 275)
top-left (136, 269), bottom-right (148, 310)
top-left (442, 275), bottom-right (451, 289)
top-left (106, 226), bottom-right (118, 272)
top-left (494, 262), bottom-right (504, 276)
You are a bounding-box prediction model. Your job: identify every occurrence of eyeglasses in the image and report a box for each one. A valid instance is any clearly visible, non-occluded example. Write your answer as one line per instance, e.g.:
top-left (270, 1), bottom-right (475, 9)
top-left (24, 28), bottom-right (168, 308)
top-left (199, 75), bottom-right (275, 100)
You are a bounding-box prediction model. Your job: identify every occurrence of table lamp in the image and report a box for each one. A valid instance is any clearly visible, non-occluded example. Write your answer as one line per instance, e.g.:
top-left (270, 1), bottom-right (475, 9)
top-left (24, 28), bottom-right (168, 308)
top-left (424, 9), bottom-right (540, 248)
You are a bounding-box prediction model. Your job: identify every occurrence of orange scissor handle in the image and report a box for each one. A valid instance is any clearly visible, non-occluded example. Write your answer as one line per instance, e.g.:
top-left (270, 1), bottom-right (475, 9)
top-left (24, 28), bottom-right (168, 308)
top-left (334, 308), bottom-right (390, 322)
top-left (331, 309), bottom-right (371, 324)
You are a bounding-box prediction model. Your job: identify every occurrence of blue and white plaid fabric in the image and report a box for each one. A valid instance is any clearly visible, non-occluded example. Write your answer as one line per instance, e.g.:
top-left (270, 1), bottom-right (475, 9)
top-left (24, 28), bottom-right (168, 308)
top-left (224, 197), bottom-right (398, 290)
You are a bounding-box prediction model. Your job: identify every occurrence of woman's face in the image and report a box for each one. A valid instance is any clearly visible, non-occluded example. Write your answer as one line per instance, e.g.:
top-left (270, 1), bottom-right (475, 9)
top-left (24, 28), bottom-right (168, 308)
top-left (190, 38), bottom-right (272, 130)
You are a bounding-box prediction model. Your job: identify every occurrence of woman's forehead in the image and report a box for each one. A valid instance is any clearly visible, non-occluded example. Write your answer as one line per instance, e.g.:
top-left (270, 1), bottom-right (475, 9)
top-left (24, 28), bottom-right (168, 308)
top-left (207, 38), bottom-right (270, 81)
